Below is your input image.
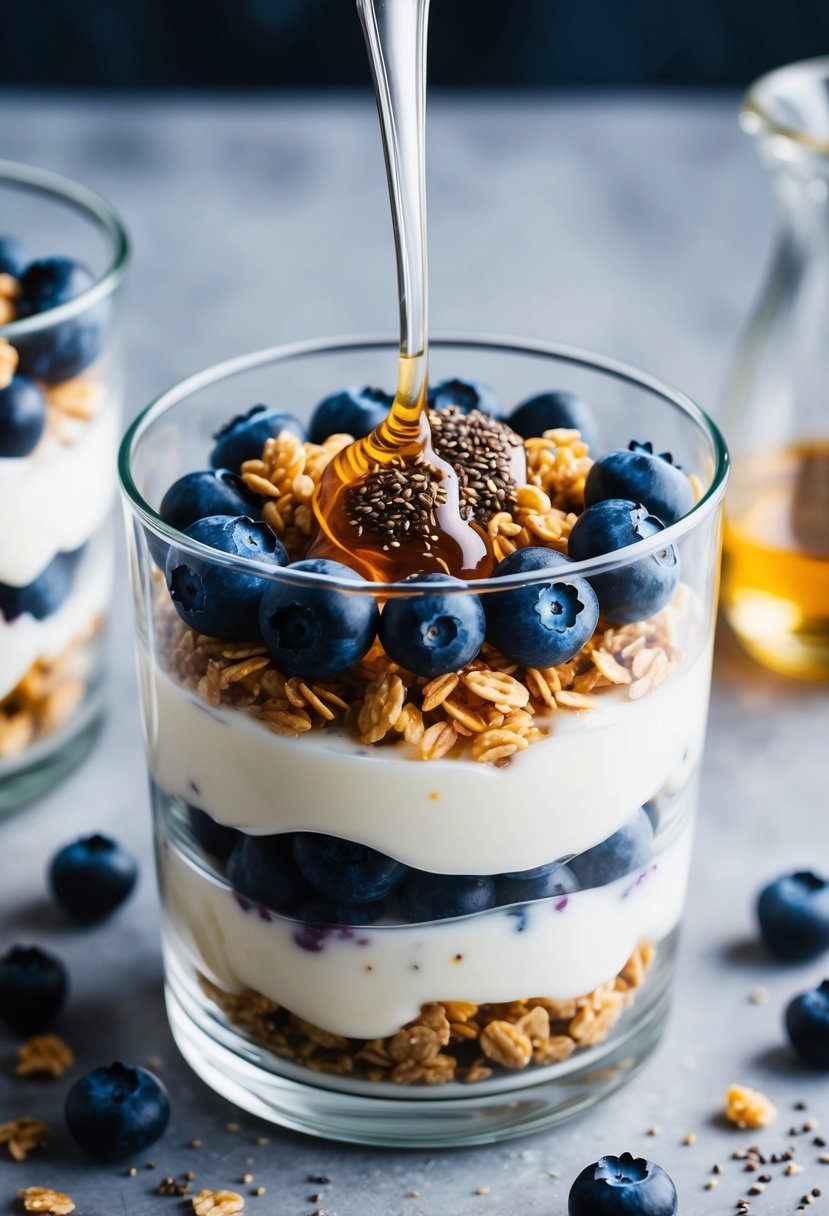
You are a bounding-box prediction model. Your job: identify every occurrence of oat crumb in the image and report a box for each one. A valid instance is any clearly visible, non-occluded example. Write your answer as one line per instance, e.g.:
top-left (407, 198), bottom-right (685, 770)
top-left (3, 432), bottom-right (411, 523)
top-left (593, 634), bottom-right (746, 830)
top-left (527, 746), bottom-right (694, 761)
top-left (254, 1188), bottom-right (266, 1197)
top-left (190, 1138), bottom-right (203, 1149)
top-left (192, 1190), bottom-right (245, 1215)
top-left (241, 1174), bottom-right (253, 1184)
top-left (725, 1084), bottom-right (777, 1129)
top-left (17, 1189), bottom-right (75, 1215)
top-left (748, 987), bottom-right (768, 1005)
top-left (406, 1191), bottom-right (420, 1198)
top-left (226, 1122), bottom-right (240, 1133)
top-left (682, 1132), bottom-right (697, 1145)
top-left (255, 1137), bottom-right (269, 1146)
top-left (647, 1124), bottom-right (662, 1136)
top-left (16, 1036), bottom-right (75, 1079)
top-left (704, 1178), bottom-right (718, 1189)
top-left (787, 1162), bottom-right (805, 1175)
top-left (0, 1119), bottom-right (49, 1162)
top-left (475, 1185), bottom-right (491, 1195)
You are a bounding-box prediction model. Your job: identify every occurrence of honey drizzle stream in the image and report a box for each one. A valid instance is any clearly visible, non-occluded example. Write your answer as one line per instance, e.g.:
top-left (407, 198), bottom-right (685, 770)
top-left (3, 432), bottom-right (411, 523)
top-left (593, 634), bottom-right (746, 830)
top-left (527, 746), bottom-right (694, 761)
top-left (309, 0), bottom-right (494, 582)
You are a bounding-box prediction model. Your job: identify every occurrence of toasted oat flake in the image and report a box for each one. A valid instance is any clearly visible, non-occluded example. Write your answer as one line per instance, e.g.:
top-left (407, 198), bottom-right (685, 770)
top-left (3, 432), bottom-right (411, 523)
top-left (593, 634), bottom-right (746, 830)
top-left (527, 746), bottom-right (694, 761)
top-left (16, 1036), bottom-right (75, 1078)
top-left (725, 1085), bottom-right (777, 1129)
top-left (555, 689), bottom-right (597, 711)
top-left (591, 649), bottom-right (633, 685)
top-left (192, 1189), bottom-right (245, 1216)
top-left (480, 1021), bottom-right (533, 1069)
top-left (18, 1188), bottom-right (74, 1215)
top-left (1, 1119), bottom-right (49, 1162)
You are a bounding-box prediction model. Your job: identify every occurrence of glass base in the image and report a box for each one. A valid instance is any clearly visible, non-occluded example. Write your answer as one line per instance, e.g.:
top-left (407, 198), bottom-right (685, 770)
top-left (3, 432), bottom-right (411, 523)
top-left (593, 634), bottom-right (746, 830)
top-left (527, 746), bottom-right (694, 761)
top-left (165, 940), bottom-right (675, 1147)
top-left (0, 691), bottom-right (105, 816)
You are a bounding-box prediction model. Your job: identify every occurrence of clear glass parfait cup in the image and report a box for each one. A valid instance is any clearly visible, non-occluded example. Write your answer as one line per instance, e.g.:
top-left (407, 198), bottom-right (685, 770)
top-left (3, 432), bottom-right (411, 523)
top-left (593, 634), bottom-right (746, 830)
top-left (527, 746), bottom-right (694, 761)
top-left (119, 334), bottom-right (727, 1146)
top-left (0, 160), bottom-right (129, 812)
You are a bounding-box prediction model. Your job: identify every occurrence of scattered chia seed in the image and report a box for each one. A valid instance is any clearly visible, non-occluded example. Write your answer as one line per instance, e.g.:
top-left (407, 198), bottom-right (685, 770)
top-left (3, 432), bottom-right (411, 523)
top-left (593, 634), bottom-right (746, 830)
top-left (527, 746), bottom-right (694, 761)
top-left (307, 1175), bottom-right (331, 1185)
top-left (346, 453), bottom-right (447, 550)
top-left (428, 407), bottom-right (523, 523)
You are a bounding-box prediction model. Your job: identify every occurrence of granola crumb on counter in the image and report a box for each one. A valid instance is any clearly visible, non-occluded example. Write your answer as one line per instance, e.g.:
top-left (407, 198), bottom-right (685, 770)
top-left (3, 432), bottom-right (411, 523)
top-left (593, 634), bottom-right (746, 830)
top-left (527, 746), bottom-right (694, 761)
top-left (15, 1036), bottom-right (75, 1079)
top-left (17, 1188), bottom-right (75, 1215)
top-left (0, 1120), bottom-right (49, 1163)
top-left (725, 1084), bottom-right (778, 1129)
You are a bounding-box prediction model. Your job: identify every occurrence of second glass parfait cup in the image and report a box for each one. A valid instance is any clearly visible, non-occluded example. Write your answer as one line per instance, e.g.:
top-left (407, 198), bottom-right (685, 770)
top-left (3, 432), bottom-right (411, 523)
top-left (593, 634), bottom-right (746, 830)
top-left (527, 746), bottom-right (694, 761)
top-left (120, 334), bottom-right (727, 1146)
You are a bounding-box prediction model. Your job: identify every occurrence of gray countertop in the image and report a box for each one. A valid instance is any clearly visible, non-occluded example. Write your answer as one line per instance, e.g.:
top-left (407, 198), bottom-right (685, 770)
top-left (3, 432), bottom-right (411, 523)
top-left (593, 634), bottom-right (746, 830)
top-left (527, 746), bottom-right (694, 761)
top-left (2, 92), bottom-right (829, 1216)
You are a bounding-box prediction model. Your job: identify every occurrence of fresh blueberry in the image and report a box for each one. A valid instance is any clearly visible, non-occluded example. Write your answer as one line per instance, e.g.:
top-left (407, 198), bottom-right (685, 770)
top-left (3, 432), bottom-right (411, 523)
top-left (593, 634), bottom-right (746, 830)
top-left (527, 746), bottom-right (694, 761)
top-left (187, 806), bottom-right (241, 862)
top-left (0, 375), bottom-right (47, 457)
top-left (14, 256), bottom-right (105, 382)
top-left (786, 980), bottom-right (829, 1068)
top-left (0, 236), bottom-right (31, 277)
top-left (484, 547), bottom-right (599, 667)
top-left (210, 404), bottom-right (305, 470)
top-left (226, 833), bottom-right (310, 911)
top-left (0, 945), bottom-right (67, 1033)
top-left (400, 872), bottom-right (496, 922)
top-left (509, 390), bottom-right (599, 451)
top-left (166, 515), bottom-right (287, 639)
top-left (428, 377), bottom-right (499, 416)
top-left (307, 386), bottom-right (392, 444)
top-left (259, 557), bottom-right (379, 678)
top-left (568, 1153), bottom-right (678, 1216)
top-left (49, 833), bottom-right (138, 924)
top-left (570, 809), bottom-right (654, 889)
top-left (159, 469), bottom-right (253, 534)
top-left (293, 833), bottom-right (407, 904)
top-left (378, 573), bottom-right (485, 677)
top-left (0, 549), bottom-right (78, 622)
top-left (497, 863), bottom-right (580, 907)
top-left (65, 1062), bottom-right (170, 1162)
top-left (295, 895), bottom-right (381, 927)
top-left (568, 499), bottom-right (680, 623)
top-left (757, 871), bottom-right (829, 962)
top-left (585, 443), bottom-right (694, 526)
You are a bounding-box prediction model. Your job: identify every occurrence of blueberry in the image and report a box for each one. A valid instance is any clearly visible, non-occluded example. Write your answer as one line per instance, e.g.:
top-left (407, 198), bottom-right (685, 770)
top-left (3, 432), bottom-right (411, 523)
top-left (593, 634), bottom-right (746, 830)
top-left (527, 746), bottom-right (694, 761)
top-left (428, 377), bottom-right (498, 416)
top-left (49, 833), bottom-right (138, 924)
top-left (0, 236), bottom-right (31, 277)
top-left (484, 547), bottom-right (599, 667)
top-left (0, 375), bottom-right (47, 457)
top-left (293, 833), bottom-right (407, 904)
top-left (65, 1062), bottom-right (170, 1162)
top-left (400, 872), bottom-right (496, 922)
top-left (585, 443), bottom-right (694, 526)
top-left (187, 806), bottom-right (241, 862)
top-left (307, 386), bottom-right (392, 444)
top-left (226, 833), bottom-right (310, 911)
top-left (786, 980), bottom-right (829, 1068)
top-left (757, 871), bottom-right (829, 962)
top-left (568, 1153), bottom-right (678, 1216)
top-left (166, 515), bottom-right (287, 639)
top-left (15, 256), bottom-right (105, 382)
top-left (509, 390), bottom-right (599, 451)
top-left (570, 809), bottom-right (654, 889)
top-left (210, 404), bottom-right (305, 470)
top-left (0, 549), bottom-right (78, 622)
top-left (159, 469), bottom-right (253, 534)
top-left (378, 573), bottom-right (485, 677)
top-left (497, 863), bottom-right (580, 907)
top-left (259, 558), bottom-right (379, 678)
top-left (295, 895), bottom-right (381, 927)
top-left (0, 945), bottom-right (67, 1033)
top-left (568, 499), bottom-right (680, 623)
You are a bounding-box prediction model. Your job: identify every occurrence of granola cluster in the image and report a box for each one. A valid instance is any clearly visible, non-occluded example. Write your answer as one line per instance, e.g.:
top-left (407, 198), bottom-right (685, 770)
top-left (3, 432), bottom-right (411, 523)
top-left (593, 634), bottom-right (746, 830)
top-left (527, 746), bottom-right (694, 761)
top-left (0, 1119), bottom-right (49, 1163)
top-left (0, 338), bottom-right (103, 447)
top-left (0, 621), bottom-right (100, 761)
top-left (199, 942), bottom-right (653, 1087)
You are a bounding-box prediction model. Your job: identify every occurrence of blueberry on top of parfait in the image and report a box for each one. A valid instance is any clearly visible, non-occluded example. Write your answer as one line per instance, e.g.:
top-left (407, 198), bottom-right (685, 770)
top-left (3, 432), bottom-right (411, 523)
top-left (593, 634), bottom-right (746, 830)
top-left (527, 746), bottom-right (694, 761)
top-left (378, 572), bottom-right (486, 678)
top-left (307, 386), bottom-right (392, 444)
top-left (0, 235), bottom-right (31, 277)
top-left (508, 390), bottom-right (599, 451)
top-left (15, 256), bottom-right (95, 318)
top-left (210, 404), bottom-right (305, 470)
top-left (585, 440), bottom-right (694, 525)
top-left (428, 377), bottom-right (498, 416)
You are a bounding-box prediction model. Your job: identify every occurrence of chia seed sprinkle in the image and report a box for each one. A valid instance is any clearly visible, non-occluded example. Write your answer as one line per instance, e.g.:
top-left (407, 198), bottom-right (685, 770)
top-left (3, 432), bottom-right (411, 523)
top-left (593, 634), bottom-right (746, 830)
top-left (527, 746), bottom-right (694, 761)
top-left (429, 407), bottom-right (523, 523)
top-left (346, 453), bottom-right (447, 550)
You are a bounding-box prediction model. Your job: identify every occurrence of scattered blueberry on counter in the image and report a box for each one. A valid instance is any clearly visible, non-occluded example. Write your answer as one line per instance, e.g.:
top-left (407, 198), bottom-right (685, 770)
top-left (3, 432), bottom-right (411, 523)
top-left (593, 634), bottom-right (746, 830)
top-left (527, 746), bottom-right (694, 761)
top-left (167, 515), bottom-right (288, 639)
top-left (428, 377), bottom-right (498, 416)
top-left (49, 833), bottom-right (138, 923)
top-left (0, 944), bottom-right (67, 1033)
top-left (483, 547), bottom-right (600, 667)
top-left (378, 572), bottom-right (486, 678)
top-left (568, 499), bottom-right (680, 623)
top-left (64, 1062), bottom-right (170, 1161)
top-left (210, 403), bottom-right (305, 469)
top-left (307, 386), bottom-right (392, 444)
top-left (568, 1153), bottom-right (678, 1216)
top-left (259, 557), bottom-right (379, 677)
top-left (508, 389), bottom-right (600, 452)
top-left (785, 979), bottom-right (829, 1068)
top-left (757, 871), bottom-right (829, 962)
top-left (0, 374), bottom-right (47, 457)
top-left (585, 441), bottom-right (694, 526)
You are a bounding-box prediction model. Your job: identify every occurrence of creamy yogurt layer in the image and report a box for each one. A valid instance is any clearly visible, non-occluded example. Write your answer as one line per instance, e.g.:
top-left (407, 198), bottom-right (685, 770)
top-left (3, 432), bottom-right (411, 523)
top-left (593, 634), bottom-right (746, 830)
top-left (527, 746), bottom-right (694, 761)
top-left (162, 823), bottom-right (691, 1040)
top-left (0, 402), bottom-right (118, 586)
top-left (0, 538), bottom-right (113, 699)
top-left (141, 640), bottom-right (711, 875)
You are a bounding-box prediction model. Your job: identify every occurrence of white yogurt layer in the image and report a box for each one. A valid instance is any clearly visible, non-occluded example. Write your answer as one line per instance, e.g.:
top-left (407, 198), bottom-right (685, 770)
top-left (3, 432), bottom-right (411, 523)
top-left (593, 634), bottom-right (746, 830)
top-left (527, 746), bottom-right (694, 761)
top-left (0, 403), bottom-right (118, 586)
top-left (162, 824), bottom-right (691, 1039)
top-left (141, 641), bottom-right (711, 874)
top-left (0, 538), bottom-right (112, 700)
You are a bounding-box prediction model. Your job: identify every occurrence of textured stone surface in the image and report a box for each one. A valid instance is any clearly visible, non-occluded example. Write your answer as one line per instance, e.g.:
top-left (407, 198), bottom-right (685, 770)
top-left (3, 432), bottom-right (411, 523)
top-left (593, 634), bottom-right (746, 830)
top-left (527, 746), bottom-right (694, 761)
top-left (1, 93), bottom-right (828, 1215)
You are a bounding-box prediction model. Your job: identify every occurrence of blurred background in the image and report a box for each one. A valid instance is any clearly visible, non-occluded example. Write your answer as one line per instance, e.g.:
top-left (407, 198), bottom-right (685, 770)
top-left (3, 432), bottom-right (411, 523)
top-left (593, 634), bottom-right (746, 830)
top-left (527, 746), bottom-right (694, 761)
top-left (2, 0), bottom-right (828, 89)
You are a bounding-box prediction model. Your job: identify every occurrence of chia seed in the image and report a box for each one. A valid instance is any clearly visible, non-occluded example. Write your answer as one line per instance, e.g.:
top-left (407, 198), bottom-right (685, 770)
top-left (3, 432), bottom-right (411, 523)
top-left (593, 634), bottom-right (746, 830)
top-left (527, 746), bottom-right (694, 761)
top-left (346, 453), bottom-right (447, 550)
top-left (429, 406), bottom-right (523, 523)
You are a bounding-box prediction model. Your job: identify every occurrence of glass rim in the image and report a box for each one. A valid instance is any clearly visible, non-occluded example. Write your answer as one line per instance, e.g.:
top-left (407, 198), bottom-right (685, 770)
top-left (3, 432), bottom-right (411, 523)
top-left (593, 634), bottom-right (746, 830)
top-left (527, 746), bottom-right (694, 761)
top-left (119, 331), bottom-right (729, 595)
top-left (742, 55), bottom-right (829, 158)
top-left (0, 158), bottom-right (130, 337)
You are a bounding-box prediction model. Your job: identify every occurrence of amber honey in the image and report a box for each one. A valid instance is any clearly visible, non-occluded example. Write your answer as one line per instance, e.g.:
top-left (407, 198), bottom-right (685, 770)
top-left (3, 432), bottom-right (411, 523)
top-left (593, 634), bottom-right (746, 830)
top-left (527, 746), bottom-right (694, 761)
top-left (722, 441), bottom-right (829, 680)
top-left (310, 353), bottom-right (495, 582)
